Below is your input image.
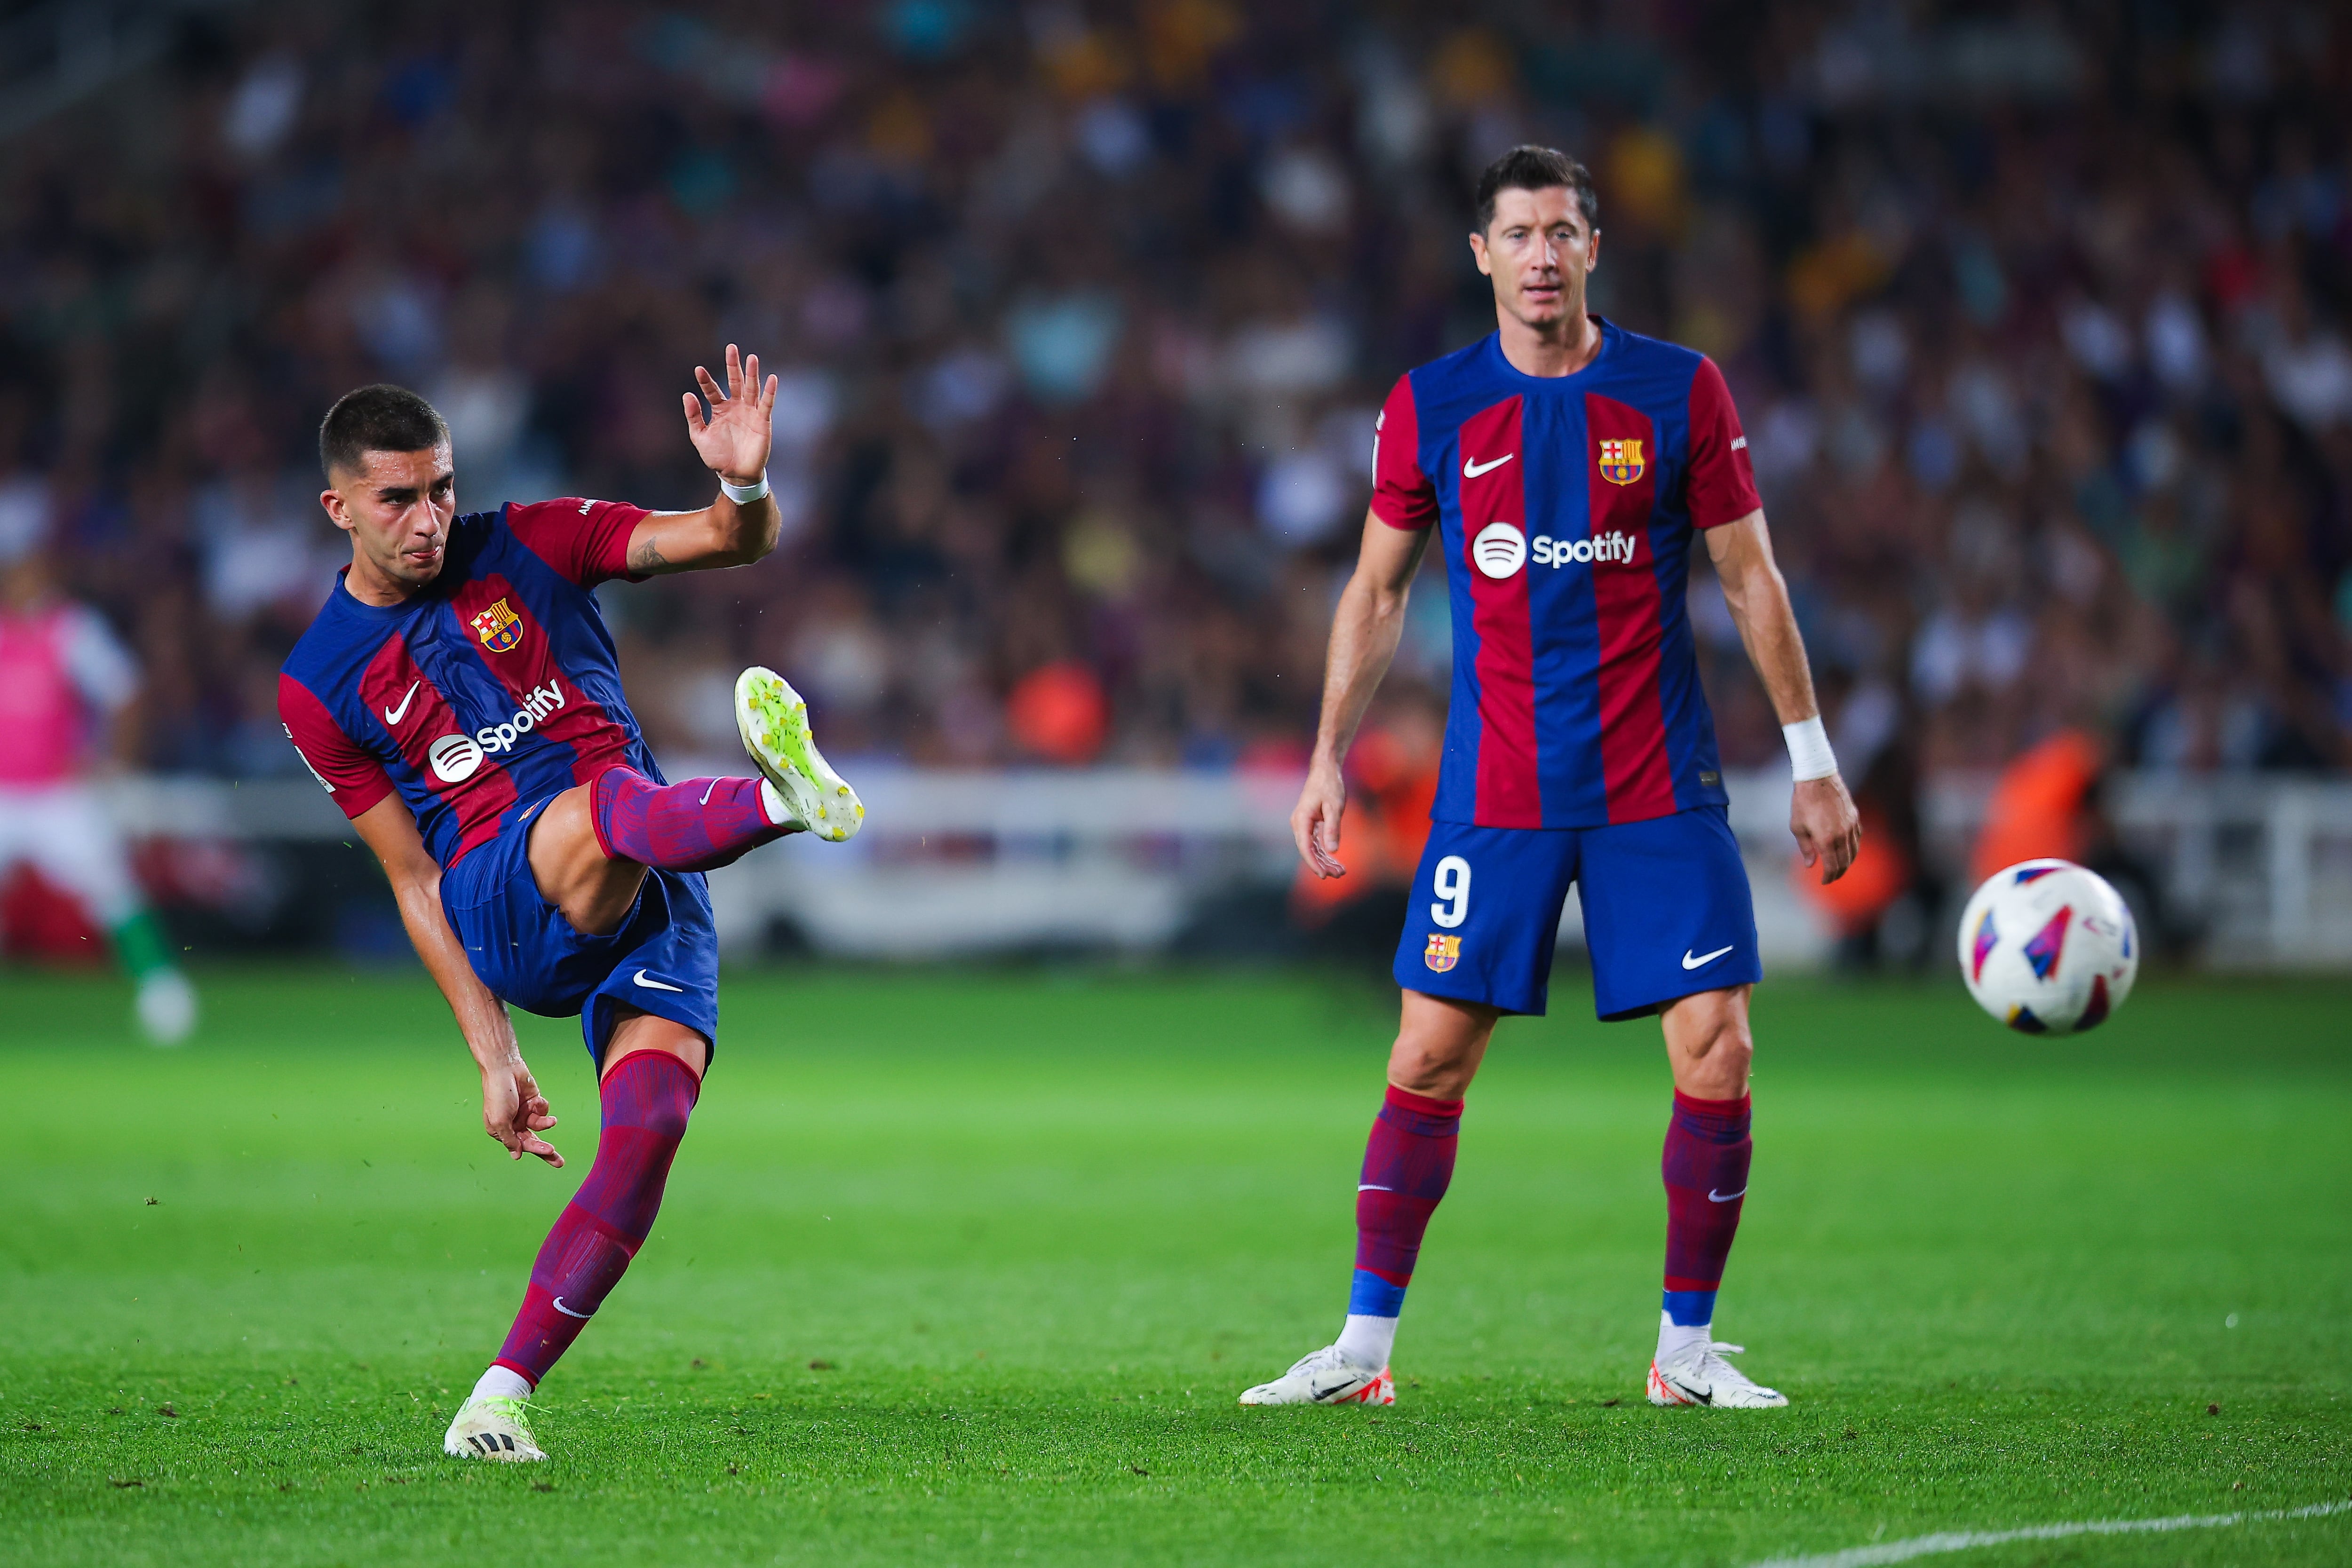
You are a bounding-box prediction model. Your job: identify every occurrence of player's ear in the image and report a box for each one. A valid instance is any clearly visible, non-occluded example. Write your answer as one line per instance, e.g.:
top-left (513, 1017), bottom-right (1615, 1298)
top-left (319, 486), bottom-right (355, 533)
top-left (1468, 231), bottom-right (1493, 277)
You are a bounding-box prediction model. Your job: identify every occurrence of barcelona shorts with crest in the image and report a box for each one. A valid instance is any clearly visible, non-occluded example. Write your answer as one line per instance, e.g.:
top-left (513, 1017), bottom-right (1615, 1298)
top-left (1391, 806), bottom-right (1762, 1021)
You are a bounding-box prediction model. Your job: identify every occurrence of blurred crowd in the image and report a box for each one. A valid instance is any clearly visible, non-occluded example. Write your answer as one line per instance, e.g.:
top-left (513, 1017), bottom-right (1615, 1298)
top-left (3, 0), bottom-right (2349, 787)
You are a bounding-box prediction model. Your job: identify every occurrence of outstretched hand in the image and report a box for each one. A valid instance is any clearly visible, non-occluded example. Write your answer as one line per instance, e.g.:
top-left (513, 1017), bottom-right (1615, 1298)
top-left (483, 1058), bottom-right (564, 1168)
top-left (1792, 773), bottom-right (1862, 885)
top-left (683, 343), bottom-right (778, 487)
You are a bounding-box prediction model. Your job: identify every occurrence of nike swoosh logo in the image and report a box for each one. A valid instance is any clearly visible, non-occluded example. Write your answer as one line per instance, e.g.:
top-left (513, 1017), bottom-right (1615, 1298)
top-left (1357, 1184), bottom-right (1392, 1192)
top-left (381, 680), bottom-right (421, 726)
top-left (550, 1297), bottom-right (593, 1319)
top-left (1708, 1187), bottom-right (1747, 1203)
top-left (1682, 944), bottom-right (1735, 970)
top-left (633, 970), bottom-right (685, 993)
top-left (1462, 454), bottom-right (1515, 478)
top-left (700, 780), bottom-right (719, 806)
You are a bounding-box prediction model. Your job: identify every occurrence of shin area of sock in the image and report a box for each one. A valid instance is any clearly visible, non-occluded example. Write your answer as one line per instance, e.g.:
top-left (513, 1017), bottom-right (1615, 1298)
top-left (1353, 1085), bottom-right (1462, 1287)
top-left (492, 1053), bottom-right (700, 1386)
top-left (1661, 1090), bottom-right (1751, 1305)
top-left (588, 765), bottom-right (783, 872)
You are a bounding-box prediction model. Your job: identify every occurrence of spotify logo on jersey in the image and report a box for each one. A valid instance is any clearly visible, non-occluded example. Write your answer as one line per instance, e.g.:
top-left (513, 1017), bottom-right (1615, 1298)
top-left (1471, 523), bottom-right (1527, 579)
top-left (428, 732), bottom-right (485, 783)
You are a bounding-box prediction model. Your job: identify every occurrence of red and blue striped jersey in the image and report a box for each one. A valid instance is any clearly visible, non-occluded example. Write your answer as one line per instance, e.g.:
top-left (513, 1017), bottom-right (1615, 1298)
top-left (1373, 320), bottom-right (1761, 829)
top-left (277, 500), bottom-right (661, 869)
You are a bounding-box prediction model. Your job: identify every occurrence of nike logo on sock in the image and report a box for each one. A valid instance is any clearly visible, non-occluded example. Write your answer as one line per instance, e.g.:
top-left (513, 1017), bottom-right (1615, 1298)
top-left (1708, 1187), bottom-right (1747, 1202)
top-left (633, 970), bottom-right (685, 993)
top-left (551, 1297), bottom-right (593, 1319)
top-left (1682, 944), bottom-right (1735, 970)
top-left (1356, 1184), bottom-right (1393, 1192)
top-left (381, 680), bottom-right (421, 726)
top-left (700, 780), bottom-right (719, 805)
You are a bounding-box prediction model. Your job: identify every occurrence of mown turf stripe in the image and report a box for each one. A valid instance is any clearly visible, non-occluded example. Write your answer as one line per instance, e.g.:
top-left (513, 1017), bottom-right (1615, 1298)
top-left (1752, 1498), bottom-right (2352, 1567)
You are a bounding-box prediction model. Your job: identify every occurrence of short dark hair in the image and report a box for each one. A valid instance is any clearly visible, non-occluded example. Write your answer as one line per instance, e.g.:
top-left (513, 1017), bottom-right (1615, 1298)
top-left (1474, 145), bottom-right (1599, 234)
top-left (318, 384), bottom-right (448, 480)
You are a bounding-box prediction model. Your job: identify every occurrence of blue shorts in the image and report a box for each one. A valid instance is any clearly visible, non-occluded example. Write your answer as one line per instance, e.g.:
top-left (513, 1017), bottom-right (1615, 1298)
top-left (1392, 807), bottom-right (1762, 1021)
top-left (440, 801), bottom-right (720, 1066)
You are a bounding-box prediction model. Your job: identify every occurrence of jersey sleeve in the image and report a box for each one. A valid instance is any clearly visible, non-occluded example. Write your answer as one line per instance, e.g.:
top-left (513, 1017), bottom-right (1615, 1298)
top-left (1685, 356), bottom-right (1762, 529)
top-left (278, 673), bottom-right (393, 818)
top-left (1370, 374), bottom-right (1440, 531)
top-left (502, 498), bottom-right (652, 586)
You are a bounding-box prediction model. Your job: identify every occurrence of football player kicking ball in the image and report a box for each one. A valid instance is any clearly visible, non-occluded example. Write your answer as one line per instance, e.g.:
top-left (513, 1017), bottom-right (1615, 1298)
top-left (1239, 149), bottom-right (1859, 1413)
top-left (278, 348), bottom-right (861, 1463)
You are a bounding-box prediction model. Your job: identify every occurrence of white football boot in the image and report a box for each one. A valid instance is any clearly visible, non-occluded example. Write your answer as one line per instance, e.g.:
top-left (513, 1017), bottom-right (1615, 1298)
top-left (1647, 1338), bottom-right (1788, 1409)
top-left (1237, 1344), bottom-right (1395, 1407)
top-left (443, 1394), bottom-right (549, 1461)
top-left (735, 667), bottom-right (864, 843)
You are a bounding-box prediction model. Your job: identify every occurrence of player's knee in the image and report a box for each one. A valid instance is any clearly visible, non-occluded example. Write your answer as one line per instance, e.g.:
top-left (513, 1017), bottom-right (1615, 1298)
top-left (1681, 1011), bottom-right (1752, 1094)
top-left (1387, 1029), bottom-right (1485, 1095)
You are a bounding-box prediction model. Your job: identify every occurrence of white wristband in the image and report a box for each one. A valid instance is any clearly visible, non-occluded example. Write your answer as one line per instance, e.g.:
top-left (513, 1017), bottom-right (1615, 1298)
top-left (1783, 716), bottom-right (1838, 782)
top-left (719, 472), bottom-right (770, 504)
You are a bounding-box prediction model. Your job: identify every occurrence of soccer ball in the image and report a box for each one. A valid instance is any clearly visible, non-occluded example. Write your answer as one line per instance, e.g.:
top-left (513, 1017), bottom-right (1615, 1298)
top-left (1957, 859), bottom-right (2139, 1034)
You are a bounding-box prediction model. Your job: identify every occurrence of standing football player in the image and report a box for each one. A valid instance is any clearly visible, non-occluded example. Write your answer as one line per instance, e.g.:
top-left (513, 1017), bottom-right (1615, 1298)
top-left (278, 348), bottom-right (861, 1462)
top-left (1239, 149), bottom-right (1859, 1411)
top-left (0, 524), bottom-right (198, 1043)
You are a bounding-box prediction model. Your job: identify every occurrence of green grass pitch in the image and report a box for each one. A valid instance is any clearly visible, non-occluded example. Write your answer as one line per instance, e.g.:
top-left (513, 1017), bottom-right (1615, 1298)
top-left (1, 963), bottom-right (2348, 1566)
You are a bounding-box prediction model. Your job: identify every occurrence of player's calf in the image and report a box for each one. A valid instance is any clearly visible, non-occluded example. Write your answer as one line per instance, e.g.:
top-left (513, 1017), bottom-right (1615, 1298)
top-left (448, 1049), bottom-right (701, 1459)
top-left (1238, 1083), bottom-right (1462, 1408)
top-left (589, 766), bottom-right (793, 873)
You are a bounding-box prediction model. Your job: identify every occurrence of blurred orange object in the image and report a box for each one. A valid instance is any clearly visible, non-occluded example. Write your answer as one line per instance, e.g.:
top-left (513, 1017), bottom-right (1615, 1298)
top-left (1793, 804), bottom-right (1911, 938)
top-left (1970, 728), bottom-right (2102, 885)
top-left (1006, 661), bottom-right (1110, 764)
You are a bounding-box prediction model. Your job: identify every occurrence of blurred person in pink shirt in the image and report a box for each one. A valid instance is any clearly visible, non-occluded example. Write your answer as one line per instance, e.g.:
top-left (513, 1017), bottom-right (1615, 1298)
top-left (0, 513), bottom-right (197, 1043)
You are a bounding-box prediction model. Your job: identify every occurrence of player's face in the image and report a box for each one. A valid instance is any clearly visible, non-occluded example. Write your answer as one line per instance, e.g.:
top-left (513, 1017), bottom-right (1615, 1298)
top-left (322, 446), bottom-right (456, 593)
top-left (1470, 187), bottom-right (1599, 332)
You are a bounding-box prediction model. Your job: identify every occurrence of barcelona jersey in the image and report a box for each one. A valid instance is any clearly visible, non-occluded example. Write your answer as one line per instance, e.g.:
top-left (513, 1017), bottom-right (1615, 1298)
top-left (1372, 319), bottom-right (1762, 829)
top-left (278, 500), bottom-right (660, 868)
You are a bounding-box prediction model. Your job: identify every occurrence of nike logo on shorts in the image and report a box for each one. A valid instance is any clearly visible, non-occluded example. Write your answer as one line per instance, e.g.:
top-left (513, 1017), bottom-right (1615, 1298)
top-left (633, 970), bottom-right (685, 993)
top-left (1682, 944), bottom-right (1734, 970)
top-left (1462, 453), bottom-right (1515, 478)
top-left (1708, 1187), bottom-right (1747, 1203)
top-left (382, 680), bottom-right (421, 725)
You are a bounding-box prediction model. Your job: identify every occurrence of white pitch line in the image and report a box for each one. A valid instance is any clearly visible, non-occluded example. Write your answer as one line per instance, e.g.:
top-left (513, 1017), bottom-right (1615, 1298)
top-left (1749, 1497), bottom-right (2352, 1568)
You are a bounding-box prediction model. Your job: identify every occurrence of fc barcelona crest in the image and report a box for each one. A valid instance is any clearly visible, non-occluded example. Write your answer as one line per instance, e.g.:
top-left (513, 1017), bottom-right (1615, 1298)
top-left (1424, 934), bottom-right (1462, 973)
top-left (470, 597), bottom-right (524, 653)
top-left (1597, 438), bottom-right (1645, 485)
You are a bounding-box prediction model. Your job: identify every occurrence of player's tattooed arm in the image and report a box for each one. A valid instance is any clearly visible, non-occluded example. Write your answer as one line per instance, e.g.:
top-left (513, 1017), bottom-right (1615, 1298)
top-left (622, 343), bottom-right (783, 575)
top-left (348, 796), bottom-right (564, 1168)
top-left (1705, 509), bottom-right (1863, 884)
top-left (627, 533), bottom-right (673, 575)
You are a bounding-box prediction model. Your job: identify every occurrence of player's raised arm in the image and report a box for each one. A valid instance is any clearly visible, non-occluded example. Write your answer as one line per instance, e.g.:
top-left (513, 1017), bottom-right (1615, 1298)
top-left (1704, 510), bottom-right (1862, 884)
top-left (623, 343), bottom-right (783, 576)
top-left (346, 794), bottom-right (564, 1168)
top-left (1293, 508), bottom-right (1432, 879)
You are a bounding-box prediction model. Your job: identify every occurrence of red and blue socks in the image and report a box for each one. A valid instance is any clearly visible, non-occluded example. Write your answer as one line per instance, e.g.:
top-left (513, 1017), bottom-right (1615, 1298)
top-left (1335, 1085), bottom-right (1462, 1370)
top-left (485, 1050), bottom-right (700, 1393)
top-left (589, 765), bottom-right (789, 873)
top-left (1658, 1089), bottom-right (1752, 1361)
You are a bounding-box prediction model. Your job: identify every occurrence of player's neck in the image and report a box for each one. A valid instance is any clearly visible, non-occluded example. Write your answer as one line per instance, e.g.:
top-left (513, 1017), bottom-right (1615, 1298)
top-left (1495, 308), bottom-right (1602, 379)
